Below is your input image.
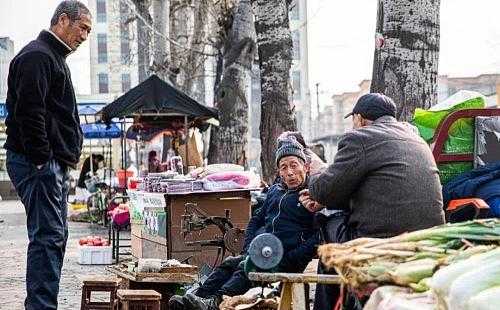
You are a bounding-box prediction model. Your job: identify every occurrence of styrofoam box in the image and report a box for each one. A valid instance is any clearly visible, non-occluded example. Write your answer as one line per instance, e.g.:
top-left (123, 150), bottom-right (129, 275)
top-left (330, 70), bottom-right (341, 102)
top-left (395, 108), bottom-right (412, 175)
top-left (78, 245), bottom-right (113, 265)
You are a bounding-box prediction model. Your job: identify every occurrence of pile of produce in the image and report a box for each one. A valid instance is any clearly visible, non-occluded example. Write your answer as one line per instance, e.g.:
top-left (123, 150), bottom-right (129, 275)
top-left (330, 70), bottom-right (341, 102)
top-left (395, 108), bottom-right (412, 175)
top-left (318, 219), bottom-right (500, 309)
top-left (78, 235), bottom-right (110, 247)
top-left (429, 248), bottom-right (500, 310)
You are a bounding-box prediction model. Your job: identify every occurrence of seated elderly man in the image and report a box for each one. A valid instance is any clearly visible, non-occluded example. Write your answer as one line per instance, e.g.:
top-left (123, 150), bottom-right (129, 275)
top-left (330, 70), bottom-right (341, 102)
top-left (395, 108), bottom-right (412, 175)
top-left (169, 138), bottom-right (320, 310)
top-left (300, 93), bottom-right (445, 310)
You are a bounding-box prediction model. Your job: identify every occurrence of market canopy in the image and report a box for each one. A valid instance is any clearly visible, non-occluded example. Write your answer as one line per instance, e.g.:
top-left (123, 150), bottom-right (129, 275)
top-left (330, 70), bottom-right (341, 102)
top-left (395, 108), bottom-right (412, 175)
top-left (99, 74), bottom-right (218, 124)
top-left (81, 122), bottom-right (122, 139)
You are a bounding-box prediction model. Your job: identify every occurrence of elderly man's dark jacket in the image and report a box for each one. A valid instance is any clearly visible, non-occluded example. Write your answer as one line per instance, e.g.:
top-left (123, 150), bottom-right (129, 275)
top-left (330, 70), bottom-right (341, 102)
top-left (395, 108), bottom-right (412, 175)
top-left (5, 30), bottom-right (83, 168)
top-left (243, 181), bottom-right (320, 272)
top-left (309, 116), bottom-right (445, 238)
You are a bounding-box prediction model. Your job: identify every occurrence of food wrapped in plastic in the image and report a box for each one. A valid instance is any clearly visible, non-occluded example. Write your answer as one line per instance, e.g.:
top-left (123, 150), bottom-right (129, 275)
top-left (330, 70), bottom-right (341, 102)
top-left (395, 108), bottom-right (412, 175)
top-left (203, 171), bottom-right (260, 191)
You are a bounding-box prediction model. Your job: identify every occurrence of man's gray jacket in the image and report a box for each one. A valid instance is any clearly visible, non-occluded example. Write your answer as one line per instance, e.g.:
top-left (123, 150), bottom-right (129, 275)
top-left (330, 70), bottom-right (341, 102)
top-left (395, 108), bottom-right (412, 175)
top-left (309, 116), bottom-right (445, 238)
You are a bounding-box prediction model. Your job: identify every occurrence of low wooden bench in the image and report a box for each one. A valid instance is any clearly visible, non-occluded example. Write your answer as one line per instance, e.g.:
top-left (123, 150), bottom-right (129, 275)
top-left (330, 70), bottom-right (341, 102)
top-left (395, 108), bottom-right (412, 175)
top-left (117, 289), bottom-right (161, 310)
top-left (80, 276), bottom-right (122, 310)
top-left (248, 272), bottom-right (341, 310)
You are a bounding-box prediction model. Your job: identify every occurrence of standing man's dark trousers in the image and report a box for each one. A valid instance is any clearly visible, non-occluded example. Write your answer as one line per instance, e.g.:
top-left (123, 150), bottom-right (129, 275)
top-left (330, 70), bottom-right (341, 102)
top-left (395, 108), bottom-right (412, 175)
top-left (7, 151), bottom-right (70, 310)
top-left (196, 255), bottom-right (252, 298)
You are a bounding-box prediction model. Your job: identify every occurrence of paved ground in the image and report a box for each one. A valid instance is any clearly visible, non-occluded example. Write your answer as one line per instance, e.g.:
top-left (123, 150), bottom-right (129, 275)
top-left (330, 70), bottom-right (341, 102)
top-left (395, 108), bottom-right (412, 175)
top-left (0, 200), bottom-right (115, 310)
top-left (0, 200), bottom-right (320, 309)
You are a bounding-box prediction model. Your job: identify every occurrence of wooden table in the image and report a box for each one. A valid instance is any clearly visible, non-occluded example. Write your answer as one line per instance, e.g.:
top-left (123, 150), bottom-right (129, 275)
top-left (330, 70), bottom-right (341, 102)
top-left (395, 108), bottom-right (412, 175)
top-left (248, 272), bottom-right (341, 310)
top-left (106, 265), bottom-right (198, 310)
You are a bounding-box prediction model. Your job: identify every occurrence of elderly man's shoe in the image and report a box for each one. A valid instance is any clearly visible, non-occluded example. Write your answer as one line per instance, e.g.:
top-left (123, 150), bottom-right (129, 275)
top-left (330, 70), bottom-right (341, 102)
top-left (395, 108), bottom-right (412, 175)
top-left (184, 293), bottom-right (221, 310)
top-left (168, 294), bottom-right (186, 310)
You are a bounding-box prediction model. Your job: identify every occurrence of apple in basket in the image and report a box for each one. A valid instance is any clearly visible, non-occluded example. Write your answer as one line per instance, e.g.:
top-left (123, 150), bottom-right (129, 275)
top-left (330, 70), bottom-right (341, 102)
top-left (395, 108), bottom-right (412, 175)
top-left (78, 236), bottom-right (109, 246)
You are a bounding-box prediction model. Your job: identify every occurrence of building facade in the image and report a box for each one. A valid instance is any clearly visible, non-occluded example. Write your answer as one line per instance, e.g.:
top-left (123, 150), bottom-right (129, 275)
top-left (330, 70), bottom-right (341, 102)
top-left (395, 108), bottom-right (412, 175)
top-left (88, 0), bottom-right (138, 96)
top-left (289, 0), bottom-right (312, 140)
top-left (0, 37), bottom-right (14, 97)
top-left (313, 74), bottom-right (500, 162)
top-left (0, 37), bottom-right (14, 172)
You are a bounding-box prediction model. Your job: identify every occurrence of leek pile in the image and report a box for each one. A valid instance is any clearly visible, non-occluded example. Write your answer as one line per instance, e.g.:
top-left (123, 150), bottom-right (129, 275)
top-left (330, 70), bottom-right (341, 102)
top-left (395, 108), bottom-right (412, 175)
top-left (318, 219), bottom-right (500, 290)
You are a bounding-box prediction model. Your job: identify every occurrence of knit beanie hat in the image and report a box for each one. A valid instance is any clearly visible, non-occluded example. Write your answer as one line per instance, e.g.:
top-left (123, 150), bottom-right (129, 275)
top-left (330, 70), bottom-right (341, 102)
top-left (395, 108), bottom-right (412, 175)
top-left (275, 137), bottom-right (307, 167)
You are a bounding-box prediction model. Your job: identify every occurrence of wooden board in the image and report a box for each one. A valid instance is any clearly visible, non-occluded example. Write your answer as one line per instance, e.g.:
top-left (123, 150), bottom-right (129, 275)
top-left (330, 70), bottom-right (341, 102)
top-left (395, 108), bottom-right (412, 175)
top-left (117, 289), bottom-right (161, 300)
top-left (160, 265), bottom-right (198, 274)
top-left (248, 272), bottom-right (341, 284)
top-left (141, 238), bottom-right (168, 259)
top-left (131, 235), bottom-right (143, 258)
top-left (131, 222), bottom-right (144, 238)
top-left (106, 265), bottom-right (197, 284)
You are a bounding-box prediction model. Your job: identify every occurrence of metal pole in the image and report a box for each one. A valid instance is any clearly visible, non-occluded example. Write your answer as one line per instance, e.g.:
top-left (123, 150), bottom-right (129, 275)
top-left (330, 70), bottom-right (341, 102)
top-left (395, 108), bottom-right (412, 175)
top-left (184, 115), bottom-right (188, 172)
top-left (315, 83), bottom-right (320, 138)
top-left (109, 138), bottom-right (112, 186)
top-left (121, 120), bottom-right (125, 169)
top-left (90, 139), bottom-right (93, 174)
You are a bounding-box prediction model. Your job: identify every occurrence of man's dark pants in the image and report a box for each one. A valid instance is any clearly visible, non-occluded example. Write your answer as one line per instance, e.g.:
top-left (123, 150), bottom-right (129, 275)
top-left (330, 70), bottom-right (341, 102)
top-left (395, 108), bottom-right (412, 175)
top-left (196, 255), bottom-right (251, 298)
top-left (313, 210), bottom-right (352, 310)
top-left (7, 151), bottom-right (70, 310)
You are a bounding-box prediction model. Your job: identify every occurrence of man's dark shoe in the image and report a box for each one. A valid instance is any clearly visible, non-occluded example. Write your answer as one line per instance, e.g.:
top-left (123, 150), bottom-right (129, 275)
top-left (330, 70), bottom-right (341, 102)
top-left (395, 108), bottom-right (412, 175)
top-left (184, 293), bottom-right (221, 310)
top-left (169, 294), bottom-right (186, 310)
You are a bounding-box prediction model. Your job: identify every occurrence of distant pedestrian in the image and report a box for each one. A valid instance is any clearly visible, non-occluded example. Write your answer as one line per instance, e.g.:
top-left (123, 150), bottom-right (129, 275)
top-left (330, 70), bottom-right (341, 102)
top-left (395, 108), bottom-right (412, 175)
top-left (4, 1), bottom-right (92, 309)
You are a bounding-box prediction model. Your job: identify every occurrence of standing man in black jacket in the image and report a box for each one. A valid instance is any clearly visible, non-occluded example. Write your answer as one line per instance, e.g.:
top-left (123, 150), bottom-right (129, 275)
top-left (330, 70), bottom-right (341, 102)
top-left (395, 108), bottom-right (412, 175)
top-left (4, 1), bottom-right (92, 309)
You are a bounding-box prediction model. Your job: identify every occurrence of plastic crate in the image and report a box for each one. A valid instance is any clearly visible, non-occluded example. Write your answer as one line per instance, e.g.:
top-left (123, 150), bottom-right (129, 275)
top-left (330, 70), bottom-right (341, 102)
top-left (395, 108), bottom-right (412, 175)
top-left (78, 245), bottom-right (113, 265)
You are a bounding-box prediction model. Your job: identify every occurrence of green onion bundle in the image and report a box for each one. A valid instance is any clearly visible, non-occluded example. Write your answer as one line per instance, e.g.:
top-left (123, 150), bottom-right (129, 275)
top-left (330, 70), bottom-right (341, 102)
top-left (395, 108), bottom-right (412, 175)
top-left (318, 219), bottom-right (500, 290)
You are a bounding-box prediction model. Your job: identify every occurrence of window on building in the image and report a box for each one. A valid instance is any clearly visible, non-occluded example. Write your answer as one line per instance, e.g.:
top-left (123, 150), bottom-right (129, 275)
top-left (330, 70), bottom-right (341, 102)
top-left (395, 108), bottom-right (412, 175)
top-left (121, 73), bottom-right (131, 92)
top-left (292, 71), bottom-right (301, 100)
top-left (96, 0), bottom-right (106, 23)
top-left (98, 73), bottom-right (109, 93)
top-left (97, 34), bottom-right (107, 63)
top-left (120, 36), bottom-right (130, 64)
top-left (290, 1), bottom-right (300, 20)
top-left (292, 30), bottom-right (300, 61)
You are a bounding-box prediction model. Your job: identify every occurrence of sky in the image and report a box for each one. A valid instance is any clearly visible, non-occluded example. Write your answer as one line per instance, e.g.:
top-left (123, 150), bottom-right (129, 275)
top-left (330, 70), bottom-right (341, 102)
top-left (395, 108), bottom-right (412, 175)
top-left (1, 0), bottom-right (499, 106)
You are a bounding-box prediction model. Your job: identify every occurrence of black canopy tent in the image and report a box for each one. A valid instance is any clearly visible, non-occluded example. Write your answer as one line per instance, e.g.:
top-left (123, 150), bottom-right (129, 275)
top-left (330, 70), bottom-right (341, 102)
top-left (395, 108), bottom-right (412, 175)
top-left (99, 74), bottom-right (218, 123)
top-left (98, 74), bottom-right (219, 171)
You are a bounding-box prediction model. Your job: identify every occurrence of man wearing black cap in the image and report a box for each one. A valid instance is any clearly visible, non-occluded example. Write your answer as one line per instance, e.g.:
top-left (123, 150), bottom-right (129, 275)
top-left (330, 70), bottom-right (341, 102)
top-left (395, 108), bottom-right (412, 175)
top-left (169, 137), bottom-right (320, 310)
top-left (300, 93), bottom-right (445, 309)
top-left (301, 92), bottom-right (444, 238)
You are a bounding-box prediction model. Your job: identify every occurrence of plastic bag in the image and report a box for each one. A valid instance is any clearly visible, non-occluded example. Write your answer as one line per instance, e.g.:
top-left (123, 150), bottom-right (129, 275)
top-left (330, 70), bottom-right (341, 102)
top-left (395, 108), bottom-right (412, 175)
top-left (412, 91), bottom-right (486, 184)
top-left (364, 286), bottom-right (436, 310)
top-left (413, 91), bottom-right (485, 154)
top-left (203, 171), bottom-right (260, 191)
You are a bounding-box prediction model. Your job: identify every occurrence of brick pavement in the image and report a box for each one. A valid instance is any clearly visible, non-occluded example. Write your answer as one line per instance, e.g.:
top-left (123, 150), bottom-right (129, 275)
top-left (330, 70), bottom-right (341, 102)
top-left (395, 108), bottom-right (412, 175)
top-left (0, 200), bottom-right (115, 310)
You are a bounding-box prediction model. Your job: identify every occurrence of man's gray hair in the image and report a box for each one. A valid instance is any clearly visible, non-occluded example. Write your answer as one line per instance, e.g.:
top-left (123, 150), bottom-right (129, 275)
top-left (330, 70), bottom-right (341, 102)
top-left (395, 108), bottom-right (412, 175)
top-left (50, 0), bottom-right (91, 26)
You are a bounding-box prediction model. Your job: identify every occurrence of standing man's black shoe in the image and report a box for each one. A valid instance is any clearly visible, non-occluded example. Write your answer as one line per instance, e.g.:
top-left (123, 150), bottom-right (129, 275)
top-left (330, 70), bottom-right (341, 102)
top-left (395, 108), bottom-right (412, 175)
top-left (184, 293), bottom-right (221, 310)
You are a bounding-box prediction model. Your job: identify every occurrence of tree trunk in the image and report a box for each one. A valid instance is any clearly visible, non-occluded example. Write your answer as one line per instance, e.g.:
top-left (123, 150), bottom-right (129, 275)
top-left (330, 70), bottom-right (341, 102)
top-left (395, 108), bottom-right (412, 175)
top-left (169, 0), bottom-right (195, 87)
top-left (370, 0), bottom-right (440, 121)
top-left (253, 0), bottom-right (296, 184)
top-left (183, 0), bottom-right (209, 102)
top-left (152, 0), bottom-right (170, 81)
top-left (133, 0), bottom-right (153, 82)
top-left (207, 0), bottom-right (256, 166)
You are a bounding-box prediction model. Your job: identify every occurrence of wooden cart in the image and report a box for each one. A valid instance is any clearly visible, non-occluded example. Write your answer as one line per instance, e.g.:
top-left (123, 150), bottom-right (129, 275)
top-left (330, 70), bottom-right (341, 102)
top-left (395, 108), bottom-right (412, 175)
top-left (129, 188), bottom-right (252, 267)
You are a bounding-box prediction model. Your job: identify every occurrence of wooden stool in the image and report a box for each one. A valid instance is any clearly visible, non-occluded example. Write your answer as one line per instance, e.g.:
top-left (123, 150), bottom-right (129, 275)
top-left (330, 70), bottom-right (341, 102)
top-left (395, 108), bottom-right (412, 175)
top-left (248, 272), bottom-right (341, 310)
top-left (117, 289), bottom-right (161, 310)
top-left (80, 276), bottom-right (121, 310)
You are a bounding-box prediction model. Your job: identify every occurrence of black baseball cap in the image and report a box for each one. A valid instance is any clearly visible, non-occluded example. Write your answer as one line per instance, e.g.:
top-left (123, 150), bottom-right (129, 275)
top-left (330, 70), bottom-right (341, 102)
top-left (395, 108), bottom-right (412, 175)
top-left (344, 93), bottom-right (397, 120)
